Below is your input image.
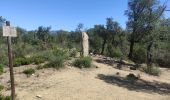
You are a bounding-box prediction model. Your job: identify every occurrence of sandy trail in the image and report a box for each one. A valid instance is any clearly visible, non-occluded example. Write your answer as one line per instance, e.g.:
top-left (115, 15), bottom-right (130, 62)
top-left (0, 56), bottom-right (170, 100)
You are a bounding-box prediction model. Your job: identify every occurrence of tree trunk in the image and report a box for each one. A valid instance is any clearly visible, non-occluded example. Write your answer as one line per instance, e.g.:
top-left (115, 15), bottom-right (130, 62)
top-left (128, 39), bottom-right (134, 59)
top-left (147, 42), bottom-right (153, 67)
top-left (101, 39), bottom-right (107, 55)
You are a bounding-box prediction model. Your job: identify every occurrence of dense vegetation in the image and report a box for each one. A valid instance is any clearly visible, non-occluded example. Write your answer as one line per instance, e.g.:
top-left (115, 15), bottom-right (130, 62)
top-left (0, 0), bottom-right (169, 74)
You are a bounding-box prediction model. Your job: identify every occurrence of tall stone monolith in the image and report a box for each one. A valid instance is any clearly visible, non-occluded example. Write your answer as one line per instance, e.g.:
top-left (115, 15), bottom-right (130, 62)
top-left (82, 32), bottom-right (89, 57)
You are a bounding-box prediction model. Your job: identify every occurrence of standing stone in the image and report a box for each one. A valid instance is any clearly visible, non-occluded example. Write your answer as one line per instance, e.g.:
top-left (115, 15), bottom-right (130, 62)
top-left (82, 32), bottom-right (89, 57)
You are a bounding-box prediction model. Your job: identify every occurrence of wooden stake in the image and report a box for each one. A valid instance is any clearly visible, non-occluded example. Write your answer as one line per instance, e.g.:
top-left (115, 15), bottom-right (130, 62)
top-left (6, 21), bottom-right (15, 100)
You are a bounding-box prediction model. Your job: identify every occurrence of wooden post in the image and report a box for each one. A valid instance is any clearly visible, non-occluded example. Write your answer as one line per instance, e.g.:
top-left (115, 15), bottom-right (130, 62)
top-left (6, 21), bottom-right (16, 100)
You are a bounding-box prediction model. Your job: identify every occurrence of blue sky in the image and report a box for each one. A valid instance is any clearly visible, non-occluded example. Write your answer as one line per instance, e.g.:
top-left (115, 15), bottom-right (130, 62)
top-left (0, 0), bottom-right (170, 31)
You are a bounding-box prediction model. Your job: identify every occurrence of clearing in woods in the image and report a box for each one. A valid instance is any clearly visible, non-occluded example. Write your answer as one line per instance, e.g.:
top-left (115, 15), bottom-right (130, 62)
top-left (0, 56), bottom-right (170, 100)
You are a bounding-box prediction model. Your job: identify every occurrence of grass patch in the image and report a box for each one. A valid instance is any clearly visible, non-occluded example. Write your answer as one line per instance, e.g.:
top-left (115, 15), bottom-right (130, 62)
top-left (23, 68), bottom-right (35, 76)
top-left (141, 66), bottom-right (161, 76)
top-left (73, 57), bottom-right (92, 68)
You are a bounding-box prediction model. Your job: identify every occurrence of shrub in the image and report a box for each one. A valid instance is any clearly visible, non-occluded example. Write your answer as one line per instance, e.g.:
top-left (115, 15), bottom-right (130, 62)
top-left (23, 68), bottom-right (35, 76)
top-left (0, 64), bottom-right (3, 75)
top-left (13, 57), bottom-right (32, 67)
top-left (43, 56), bottom-right (64, 70)
top-left (73, 57), bottom-right (92, 68)
top-left (142, 66), bottom-right (161, 76)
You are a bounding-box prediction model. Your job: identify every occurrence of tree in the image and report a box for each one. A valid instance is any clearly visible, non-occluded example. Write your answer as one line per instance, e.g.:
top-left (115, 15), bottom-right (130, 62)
top-left (125, 0), bottom-right (147, 59)
top-left (125, 0), bottom-right (165, 60)
top-left (0, 16), bottom-right (6, 44)
top-left (13, 27), bottom-right (27, 44)
top-left (94, 25), bottom-right (107, 54)
top-left (0, 16), bottom-right (6, 26)
top-left (36, 26), bottom-right (51, 43)
top-left (76, 23), bottom-right (84, 56)
top-left (139, 0), bottom-right (166, 66)
top-left (56, 30), bottom-right (69, 46)
top-left (87, 28), bottom-right (102, 54)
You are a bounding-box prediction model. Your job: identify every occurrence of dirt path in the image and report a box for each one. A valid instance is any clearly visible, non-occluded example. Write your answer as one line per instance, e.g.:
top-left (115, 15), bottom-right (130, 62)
top-left (1, 57), bottom-right (170, 100)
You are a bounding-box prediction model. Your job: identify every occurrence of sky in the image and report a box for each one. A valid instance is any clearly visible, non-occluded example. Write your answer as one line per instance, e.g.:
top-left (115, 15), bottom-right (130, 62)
top-left (0, 0), bottom-right (170, 31)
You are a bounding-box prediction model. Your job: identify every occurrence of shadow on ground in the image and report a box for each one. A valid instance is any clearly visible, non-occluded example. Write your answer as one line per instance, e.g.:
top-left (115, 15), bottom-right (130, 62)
top-left (97, 74), bottom-right (170, 94)
top-left (95, 58), bottom-right (136, 69)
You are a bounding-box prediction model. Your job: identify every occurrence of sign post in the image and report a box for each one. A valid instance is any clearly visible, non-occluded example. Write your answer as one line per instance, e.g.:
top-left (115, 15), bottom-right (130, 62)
top-left (3, 21), bottom-right (17, 100)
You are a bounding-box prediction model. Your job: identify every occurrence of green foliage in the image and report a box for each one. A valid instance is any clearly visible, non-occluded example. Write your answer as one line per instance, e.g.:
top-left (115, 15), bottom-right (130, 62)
top-left (0, 85), bottom-right (4, 91)
top-left (13, 52), bottom-right (49, 67)
top-left (13, 57), bottom-right (32, 67)
top-left (73, 57), bottom-right (92, 68)
top-left (43, 56), bottom-right (64, 69)
top-left (132, 45), bottom-right (146, 64)
top-left (156, 57), bottom-right (170, 68)
top-left (88, 29), bottom-right (102, 54)
top-left (106, 44), bottom-right (123, 58)
top-left (0, 45), bottom-right (8, 66)
top-left (141, 66), bottom-right (161, 76)
top-left (42, 48), bottom-right (68, 69)
top-left (0, 95), bottom-right (11, 100)
top-left (30, 55), bottom-right (46, 65)
top-left (153, 43), bottom-right (170, 68)
top-left (36, 26), bottom-right (51, 42)
top-left (13, 43), bottom-right (39, 58)
top-left (36, 65), bottom-right (44, 70)
top-left (52, 48), bottom-right (70, 60)
top-left (69, 48), bottom-right (77, 57)
top-left (56, 30), bottom-right (69, 46)
top-left (0, 84), bottom-right (10, 100)
top-left (0, 64), bottom-right (4, 75)
top-left (23, 68), bottom-right (35, 75)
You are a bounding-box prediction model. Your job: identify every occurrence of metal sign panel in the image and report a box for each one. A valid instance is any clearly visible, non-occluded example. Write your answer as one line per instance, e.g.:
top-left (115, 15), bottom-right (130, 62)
top-left (2, 26), bottom-right (17, 37)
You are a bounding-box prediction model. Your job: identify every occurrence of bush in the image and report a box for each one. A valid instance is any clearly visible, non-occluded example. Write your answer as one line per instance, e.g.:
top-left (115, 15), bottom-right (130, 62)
top-left (73, 57), bottom-right (92, 68)
top-left (43, 56), bottom-right (64, 70)
top-left (142, 66), bottom-right (161, 76)
top-left (23, 68), bottom-right (35, 76)
top-left (13, 57), bottom-right (32, 67)
top-left (0, 64), bottom-right (3, 75)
